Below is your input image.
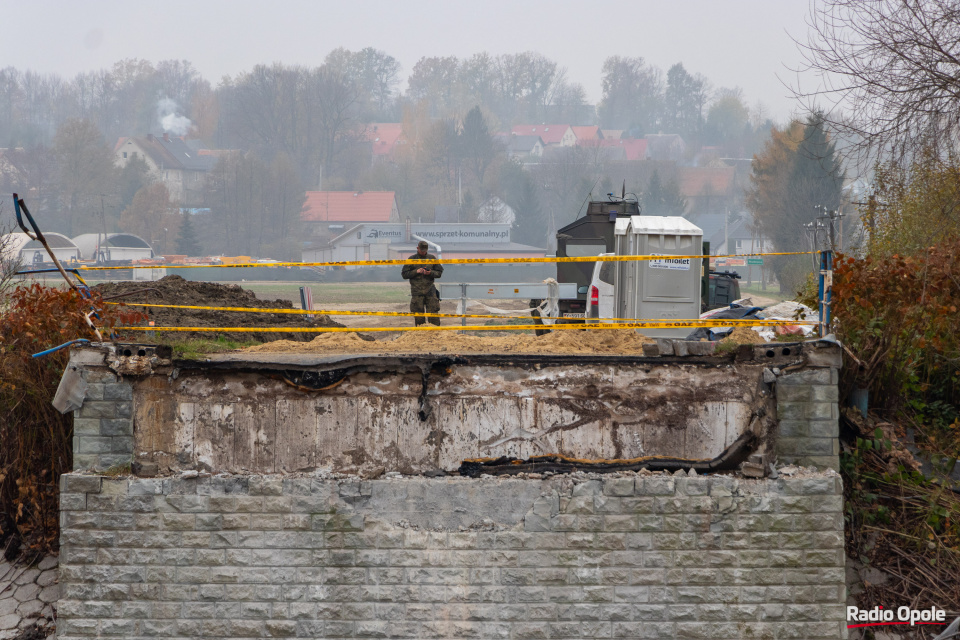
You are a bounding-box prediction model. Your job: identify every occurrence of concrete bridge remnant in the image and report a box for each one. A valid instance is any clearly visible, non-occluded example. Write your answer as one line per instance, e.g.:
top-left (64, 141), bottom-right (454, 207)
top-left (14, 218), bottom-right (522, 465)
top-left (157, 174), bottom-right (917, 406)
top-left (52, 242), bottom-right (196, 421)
top-left (57, 338), bottom-right (846, 639)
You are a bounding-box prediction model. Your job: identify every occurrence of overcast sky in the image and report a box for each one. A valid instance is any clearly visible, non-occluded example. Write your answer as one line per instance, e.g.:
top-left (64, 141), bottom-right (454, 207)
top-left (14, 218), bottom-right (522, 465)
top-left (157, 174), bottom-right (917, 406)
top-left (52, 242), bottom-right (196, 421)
top-left (2, 0), bottom-right (813, 122)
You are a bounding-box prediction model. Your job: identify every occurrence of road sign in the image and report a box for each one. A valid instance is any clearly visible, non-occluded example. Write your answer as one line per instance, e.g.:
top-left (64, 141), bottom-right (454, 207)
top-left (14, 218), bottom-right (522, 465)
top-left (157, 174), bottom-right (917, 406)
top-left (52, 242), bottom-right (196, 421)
top-left (747, 258), bottom-right (764, 265)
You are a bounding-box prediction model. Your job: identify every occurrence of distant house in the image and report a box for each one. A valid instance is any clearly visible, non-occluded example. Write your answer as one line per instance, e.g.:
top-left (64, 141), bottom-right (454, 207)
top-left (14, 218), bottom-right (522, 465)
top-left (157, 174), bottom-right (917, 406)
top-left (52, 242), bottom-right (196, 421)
top-left (579, 138), bottom-right (648, 161)
top-left (708, 215), bottom-right (773, 256)
top-left (570, 126), bottom-right (601, 145)
top-left (301, 191), bottom-right (400, 243)
top-left (678, 166), bottom-right (737, 215)
top-left (510, 124), bottom-right (572, 147)
top-left (364, 123), bottom-right (405, 163)
top-left (507, 135), bottom-right (545, 159)
top-left (645, 134), bottom-right (686, 162)
top-left (600, 129), bottom-right (624, 140)
top-left (114, 133), bottom-right (217, 206)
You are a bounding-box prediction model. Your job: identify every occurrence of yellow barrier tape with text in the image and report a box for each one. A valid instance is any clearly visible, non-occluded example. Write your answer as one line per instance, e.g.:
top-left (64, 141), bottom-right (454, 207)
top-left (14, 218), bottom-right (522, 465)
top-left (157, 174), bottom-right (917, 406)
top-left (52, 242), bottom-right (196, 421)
top-left (77, 250), bottom-right (818, 271)
top-left (123, 318), bottom-right (818, 334)
top-left (107, 302), bottom-right (818, 325)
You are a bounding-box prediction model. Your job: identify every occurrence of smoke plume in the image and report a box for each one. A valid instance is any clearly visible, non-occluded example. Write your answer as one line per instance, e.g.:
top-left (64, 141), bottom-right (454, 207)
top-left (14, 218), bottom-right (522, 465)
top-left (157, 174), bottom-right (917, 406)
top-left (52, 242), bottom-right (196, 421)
top-left (157, 98), bottom-right (194, 136)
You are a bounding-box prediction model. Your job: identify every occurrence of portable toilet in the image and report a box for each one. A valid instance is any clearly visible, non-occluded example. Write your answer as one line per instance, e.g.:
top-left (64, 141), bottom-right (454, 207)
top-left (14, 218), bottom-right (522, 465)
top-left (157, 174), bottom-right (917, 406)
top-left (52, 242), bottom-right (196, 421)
top-left (614, 216), bottom-right (703, 338)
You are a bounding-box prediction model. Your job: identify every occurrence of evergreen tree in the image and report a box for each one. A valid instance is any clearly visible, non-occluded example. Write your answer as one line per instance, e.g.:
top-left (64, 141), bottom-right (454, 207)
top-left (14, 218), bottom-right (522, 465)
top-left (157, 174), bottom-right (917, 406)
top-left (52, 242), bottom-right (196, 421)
top-left (747, 113), bottom-right (844, 293)
top-left (458, 106), bottom-right (496, 193)
top-left (118, 155), bottom-right (153, 211)
top-left (500, 161), bottom-right (545, 247)
top-left (175, 212), bottom-right (202, 256)
top-left (641, 170), bottom-right (686, 216)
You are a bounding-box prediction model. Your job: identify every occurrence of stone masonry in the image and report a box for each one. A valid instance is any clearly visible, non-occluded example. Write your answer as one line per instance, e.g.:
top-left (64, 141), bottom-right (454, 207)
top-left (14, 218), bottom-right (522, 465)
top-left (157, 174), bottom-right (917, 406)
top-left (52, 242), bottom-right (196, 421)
top-left (774, 344), bottom-right (842, 471)
top-left (57, 472), bottom-right (846, 639)
top-left (70, 349), bottom-right (134, 471)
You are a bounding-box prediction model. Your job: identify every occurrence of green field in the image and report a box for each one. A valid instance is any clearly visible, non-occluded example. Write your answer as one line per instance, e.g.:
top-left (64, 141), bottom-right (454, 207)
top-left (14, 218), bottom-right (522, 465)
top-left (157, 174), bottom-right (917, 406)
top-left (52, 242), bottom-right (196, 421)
top-left (738, 283), bottom-right (791, 302)
top-left (232, 282), bottom-right (411, 305)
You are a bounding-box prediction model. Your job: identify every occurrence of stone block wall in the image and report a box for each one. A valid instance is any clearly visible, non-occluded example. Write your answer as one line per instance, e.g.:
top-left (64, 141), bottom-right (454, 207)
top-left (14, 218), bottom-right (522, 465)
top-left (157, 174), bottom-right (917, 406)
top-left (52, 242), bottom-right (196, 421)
top-left (775, 365), bottom-right (841, 471)
top-left (58, 473), bottom-right (846, 639)
top-left (70, 353), bottom-right (135, 472)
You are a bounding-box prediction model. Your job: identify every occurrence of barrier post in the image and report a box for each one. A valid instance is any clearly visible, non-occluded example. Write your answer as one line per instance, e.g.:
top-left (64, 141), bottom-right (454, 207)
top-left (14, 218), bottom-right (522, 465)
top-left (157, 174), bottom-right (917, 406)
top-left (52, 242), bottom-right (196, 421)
top-left (460, 284), bottom-right (467, 329)
top-left (299, 286), bottom-right (314, 320)
top-left (819, 250), bottom-right (833, 337)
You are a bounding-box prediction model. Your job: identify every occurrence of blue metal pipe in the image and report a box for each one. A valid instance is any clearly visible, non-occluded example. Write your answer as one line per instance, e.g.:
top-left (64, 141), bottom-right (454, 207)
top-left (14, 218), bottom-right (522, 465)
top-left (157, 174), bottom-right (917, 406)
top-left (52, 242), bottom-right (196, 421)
top-left (32, 339), bottom-right (90, 359)
top-left (823, 250), bottom-right (833, 335)
top-left (818, 251), bottom-right (826, 337)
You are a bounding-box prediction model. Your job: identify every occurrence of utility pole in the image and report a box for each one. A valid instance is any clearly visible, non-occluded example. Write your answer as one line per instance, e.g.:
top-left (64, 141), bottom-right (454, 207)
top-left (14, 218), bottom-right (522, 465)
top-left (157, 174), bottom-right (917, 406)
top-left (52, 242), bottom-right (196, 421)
top-left (724, 208), bottom-right (729, 255)
top-left (99, 194), bottom-right (109, 263)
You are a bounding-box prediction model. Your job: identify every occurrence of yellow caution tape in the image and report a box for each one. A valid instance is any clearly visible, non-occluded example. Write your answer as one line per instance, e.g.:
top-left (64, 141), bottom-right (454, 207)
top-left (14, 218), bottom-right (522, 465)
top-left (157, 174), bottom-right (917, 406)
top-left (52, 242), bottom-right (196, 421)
top-left (76, 251), bottom-right (818, 271)
top-left (106, 302), bottom-right (818, 325)
top-left (107, 301), bottom-right (550, 321)
top-left (122, 318), bottom-right (817, 334)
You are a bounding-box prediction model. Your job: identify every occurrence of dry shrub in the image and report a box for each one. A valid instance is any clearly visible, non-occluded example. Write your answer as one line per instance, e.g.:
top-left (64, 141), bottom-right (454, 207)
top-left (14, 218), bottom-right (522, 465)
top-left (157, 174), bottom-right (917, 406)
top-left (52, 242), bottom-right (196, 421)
top-left (0, 283), bottom-right (143, 556)
top-left (833, 238), bottom-right (960, 626)
top-left (833, 240), bottom-right (960, 436)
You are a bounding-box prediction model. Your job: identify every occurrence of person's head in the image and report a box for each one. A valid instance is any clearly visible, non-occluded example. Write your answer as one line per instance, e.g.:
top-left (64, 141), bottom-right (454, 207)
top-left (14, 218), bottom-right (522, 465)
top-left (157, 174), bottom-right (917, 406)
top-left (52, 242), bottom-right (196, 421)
top-left (417, 240), bottom-right (428, 257)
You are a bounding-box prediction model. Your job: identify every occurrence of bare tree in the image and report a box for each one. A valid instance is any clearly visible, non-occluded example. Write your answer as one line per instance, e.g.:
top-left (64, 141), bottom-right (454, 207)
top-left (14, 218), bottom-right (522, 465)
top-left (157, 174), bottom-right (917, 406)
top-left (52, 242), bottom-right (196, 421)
top-left (793, 0), bottom-right (960, 161)
top-left (0, 207), bottom-right (23, 301)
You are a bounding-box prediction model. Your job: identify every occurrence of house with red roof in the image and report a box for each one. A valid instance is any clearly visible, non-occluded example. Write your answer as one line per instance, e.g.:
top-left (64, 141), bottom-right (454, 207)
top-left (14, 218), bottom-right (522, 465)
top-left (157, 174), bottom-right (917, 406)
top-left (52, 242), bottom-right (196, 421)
top-left (570, 126), bottom-right (601, 145)
top-left (364, 123), bottom-right (405, 162)
top-left (678, 166), bottom-right (737, 215)
top-left (510, 124), bottom-right (572, 147)
top-left (301, 191), bottom-right (400, 243)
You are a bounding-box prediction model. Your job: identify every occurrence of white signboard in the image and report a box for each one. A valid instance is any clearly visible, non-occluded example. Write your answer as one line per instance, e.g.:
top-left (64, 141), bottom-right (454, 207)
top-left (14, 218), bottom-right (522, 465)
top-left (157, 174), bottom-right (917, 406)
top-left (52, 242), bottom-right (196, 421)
top-left (363, 223), bottom-right (511, 244)
top-left (649, 254), bottom-right (691, 271)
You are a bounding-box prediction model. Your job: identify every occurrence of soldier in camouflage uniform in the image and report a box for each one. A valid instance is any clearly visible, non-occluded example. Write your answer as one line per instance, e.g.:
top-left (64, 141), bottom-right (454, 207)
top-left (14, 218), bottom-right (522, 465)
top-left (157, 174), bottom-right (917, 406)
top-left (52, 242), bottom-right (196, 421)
top-left (401, 240), bottom-right (443, 326)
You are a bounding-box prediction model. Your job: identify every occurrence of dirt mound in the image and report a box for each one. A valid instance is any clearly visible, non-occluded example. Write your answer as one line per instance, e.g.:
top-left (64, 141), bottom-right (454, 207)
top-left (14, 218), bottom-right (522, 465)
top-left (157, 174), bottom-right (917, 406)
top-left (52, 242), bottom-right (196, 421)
top-left (94, 275), bottom-right (343, 342)
top-left (245, 328), bottom-right (653, 355)
top-left (720, 326), bottom-right (767, 345)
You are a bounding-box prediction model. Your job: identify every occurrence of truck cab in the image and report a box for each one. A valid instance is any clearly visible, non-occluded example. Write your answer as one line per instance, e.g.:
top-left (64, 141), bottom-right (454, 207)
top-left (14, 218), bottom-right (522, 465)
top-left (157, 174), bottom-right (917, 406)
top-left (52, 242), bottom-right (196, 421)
top-left (554, 197), bottom-right (640, 318)
top-left (704, 270), bottom-right (742, 311)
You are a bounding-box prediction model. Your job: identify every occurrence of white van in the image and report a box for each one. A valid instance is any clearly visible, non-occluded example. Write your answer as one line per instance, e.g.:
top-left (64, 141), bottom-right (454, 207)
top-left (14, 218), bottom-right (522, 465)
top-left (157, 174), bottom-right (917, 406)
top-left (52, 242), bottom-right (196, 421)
top-left (586, 253), bottom-right (616, 322)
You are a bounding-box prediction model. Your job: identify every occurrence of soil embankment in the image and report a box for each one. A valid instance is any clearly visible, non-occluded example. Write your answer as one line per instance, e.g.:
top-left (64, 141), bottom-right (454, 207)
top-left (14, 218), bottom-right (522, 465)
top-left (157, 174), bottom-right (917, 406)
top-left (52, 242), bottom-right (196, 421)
top-left (94, 275), bottom-right (343, 343)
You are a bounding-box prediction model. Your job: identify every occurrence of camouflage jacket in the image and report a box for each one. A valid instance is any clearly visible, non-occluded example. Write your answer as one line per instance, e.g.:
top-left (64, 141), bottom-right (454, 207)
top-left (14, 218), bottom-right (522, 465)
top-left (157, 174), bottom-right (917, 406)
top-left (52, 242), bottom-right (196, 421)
top-left (401, 253), bottom-right (443, 296)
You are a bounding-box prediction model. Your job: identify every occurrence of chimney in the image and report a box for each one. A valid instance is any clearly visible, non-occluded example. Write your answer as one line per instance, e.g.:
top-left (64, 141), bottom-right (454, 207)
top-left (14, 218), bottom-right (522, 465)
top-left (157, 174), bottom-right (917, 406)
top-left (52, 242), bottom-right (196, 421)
top-left (162, 132), bottom-right (170, 142)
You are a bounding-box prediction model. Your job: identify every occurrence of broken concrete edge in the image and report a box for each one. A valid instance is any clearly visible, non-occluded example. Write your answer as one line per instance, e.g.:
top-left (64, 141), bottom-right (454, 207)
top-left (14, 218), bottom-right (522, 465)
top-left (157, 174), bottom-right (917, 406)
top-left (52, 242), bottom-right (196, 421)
top-left (65, 342), bottom-right (842, 475)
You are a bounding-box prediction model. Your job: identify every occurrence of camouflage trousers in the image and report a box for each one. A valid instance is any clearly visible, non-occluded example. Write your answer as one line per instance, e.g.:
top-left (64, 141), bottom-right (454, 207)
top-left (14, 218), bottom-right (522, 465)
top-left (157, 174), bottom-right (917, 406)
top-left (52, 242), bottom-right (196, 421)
top-left (410, 294), bottom-right (440, 326)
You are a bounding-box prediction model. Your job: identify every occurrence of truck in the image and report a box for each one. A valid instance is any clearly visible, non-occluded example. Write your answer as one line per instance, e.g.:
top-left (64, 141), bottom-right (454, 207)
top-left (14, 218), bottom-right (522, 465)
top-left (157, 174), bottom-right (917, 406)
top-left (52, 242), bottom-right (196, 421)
top-left (533, 195), bottom-right (741, 329)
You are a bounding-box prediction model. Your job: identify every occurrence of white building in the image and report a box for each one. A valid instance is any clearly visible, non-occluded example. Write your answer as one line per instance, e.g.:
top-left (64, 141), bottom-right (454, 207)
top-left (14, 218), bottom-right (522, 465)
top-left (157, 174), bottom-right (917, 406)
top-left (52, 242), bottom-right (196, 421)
top-left (73, 233), bottom-right (155, 262)
top-left (2, 232), bottom-right (81, 266)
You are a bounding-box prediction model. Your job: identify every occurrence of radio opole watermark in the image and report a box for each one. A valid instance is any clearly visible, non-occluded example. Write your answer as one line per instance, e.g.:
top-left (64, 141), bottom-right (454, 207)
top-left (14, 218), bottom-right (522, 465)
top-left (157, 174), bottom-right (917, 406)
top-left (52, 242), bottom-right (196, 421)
top-left (847, 605), bottom-right (947, 629)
